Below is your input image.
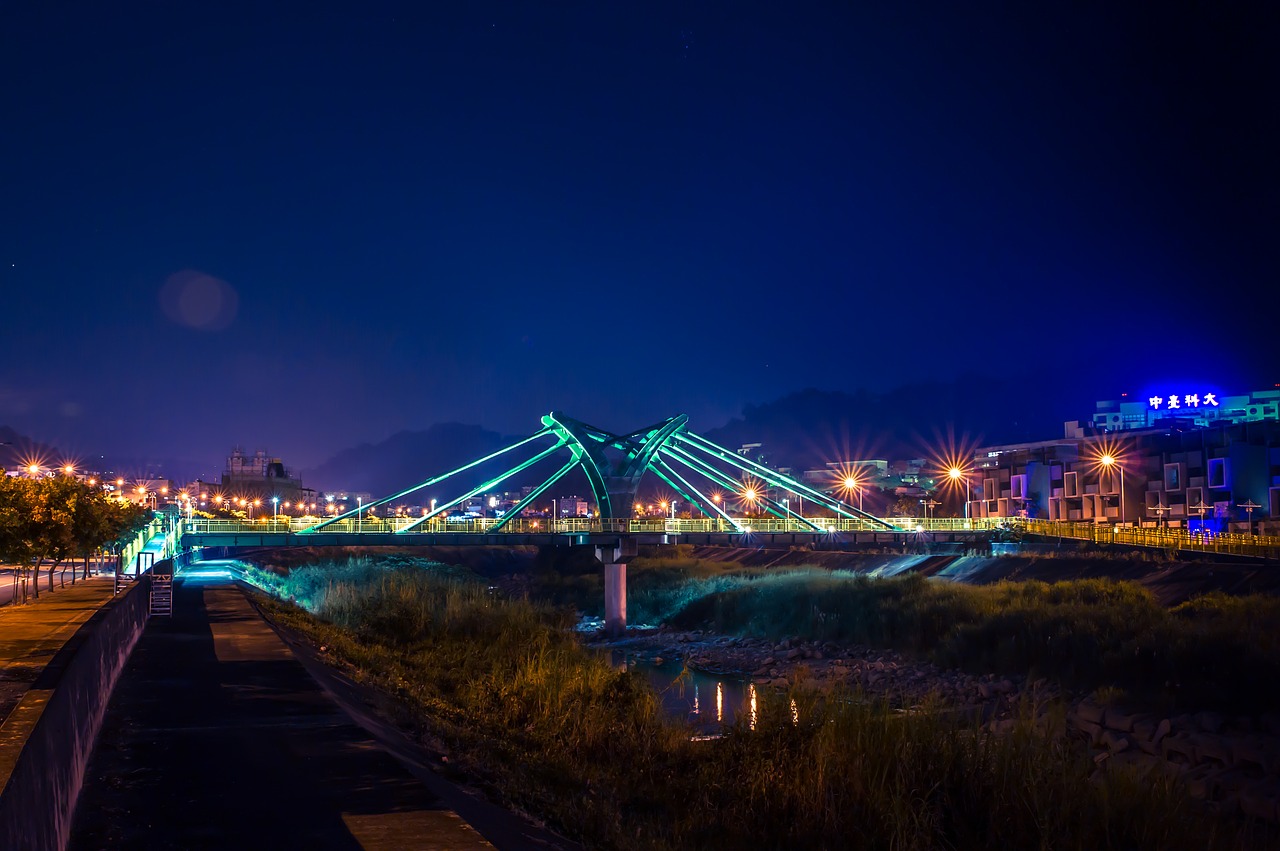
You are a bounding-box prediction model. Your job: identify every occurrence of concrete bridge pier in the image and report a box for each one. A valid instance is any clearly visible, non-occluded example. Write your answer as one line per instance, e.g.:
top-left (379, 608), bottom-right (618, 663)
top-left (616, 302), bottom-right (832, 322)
top-left (596, 539), bottom-right (638, 638)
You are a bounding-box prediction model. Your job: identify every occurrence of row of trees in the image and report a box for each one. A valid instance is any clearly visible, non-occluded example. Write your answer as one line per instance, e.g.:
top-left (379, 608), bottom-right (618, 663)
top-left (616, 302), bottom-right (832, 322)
top-left (0, 476), bottom-right (152, 600)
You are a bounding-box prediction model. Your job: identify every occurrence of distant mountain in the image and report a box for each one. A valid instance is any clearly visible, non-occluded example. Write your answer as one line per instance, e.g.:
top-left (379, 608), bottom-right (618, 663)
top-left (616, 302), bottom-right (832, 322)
top-left (304, 375), bottom-right (1097, 500)
top-left (701, 375), bottom-right (1095, 472)
top-left (301, 422), bottom-right (530, 496)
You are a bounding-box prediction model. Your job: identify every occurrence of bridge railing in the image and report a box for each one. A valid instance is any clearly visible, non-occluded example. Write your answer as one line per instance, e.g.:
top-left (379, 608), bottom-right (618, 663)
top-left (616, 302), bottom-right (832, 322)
top-left (1017, 518), bottom-right (1280, 560)
top-left (119, 515), bottom-right (167, 573)
top-left (180, 515), bottom-right (1016, 536)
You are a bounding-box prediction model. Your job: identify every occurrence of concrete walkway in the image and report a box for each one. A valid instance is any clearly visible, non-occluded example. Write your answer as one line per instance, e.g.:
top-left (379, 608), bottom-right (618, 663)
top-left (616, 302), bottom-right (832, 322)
top-left (70, 575), bottom-right (569, 850)
top-left (0, 576), bottom-right (115, 726)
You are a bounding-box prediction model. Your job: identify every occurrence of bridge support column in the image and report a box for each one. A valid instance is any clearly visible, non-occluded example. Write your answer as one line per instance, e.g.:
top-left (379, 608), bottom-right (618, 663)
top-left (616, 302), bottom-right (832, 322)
top-left (603, 562), bottom-right (626, 638)
top-left (597, 539), bottom-right (636, 638)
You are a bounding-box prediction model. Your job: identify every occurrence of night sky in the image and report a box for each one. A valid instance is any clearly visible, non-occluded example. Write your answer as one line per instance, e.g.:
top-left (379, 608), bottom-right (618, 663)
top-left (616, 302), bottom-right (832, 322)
top-left (2, 3), bottom-right (1276, 476)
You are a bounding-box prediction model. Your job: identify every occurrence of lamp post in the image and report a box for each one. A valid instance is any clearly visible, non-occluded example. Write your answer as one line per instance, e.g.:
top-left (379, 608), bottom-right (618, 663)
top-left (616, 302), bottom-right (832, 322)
top-left (272, 496), bottom-right (279, 523)
top-left (358, 496), bottom-right (363, 533)
top-left (841, 476), bottom-right (864, 513)
top-left (1238, 500), bottom-right (1261, 536)
top-left (1099, 454), bottom-right (1125, 526)
top-left (1189, 500), bottom-right (1212, 536)
top-left (947, 467), bottom-right (970, 521)
top-left (921, 498), bottom-right (939, 526)
top-left (1150, 501), bottom-right (1169, 530)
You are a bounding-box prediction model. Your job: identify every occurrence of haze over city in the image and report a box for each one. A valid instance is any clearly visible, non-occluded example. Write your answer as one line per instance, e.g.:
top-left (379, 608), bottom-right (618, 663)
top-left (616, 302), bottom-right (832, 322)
top-left (2, 3), bottom-right (1276, 477)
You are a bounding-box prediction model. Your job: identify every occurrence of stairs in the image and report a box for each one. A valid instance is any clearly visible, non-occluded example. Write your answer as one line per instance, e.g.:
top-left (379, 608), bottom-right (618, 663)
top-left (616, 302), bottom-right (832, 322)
top-left (150, 573), bottom-right (173, 616)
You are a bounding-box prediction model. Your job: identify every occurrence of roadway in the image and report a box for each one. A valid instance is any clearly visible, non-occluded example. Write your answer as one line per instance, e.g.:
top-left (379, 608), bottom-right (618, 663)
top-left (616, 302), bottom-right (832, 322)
top-left (69, 568), bottom-right (578, 850)
top-left (0, 564), bottom-right (106, 607)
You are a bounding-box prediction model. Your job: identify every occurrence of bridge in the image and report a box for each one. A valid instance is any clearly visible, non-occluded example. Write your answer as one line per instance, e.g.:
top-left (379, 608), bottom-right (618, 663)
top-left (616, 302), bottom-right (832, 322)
top-left (169, 411), bottom-right (1280, 634)
top-left (178, 515), bottom-right (998, 550)
top-left (185, 411), bottom-right (934, 634)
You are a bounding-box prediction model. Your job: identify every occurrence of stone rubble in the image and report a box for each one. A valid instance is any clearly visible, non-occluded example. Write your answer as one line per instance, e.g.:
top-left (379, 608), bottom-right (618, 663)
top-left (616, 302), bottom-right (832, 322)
top-left (589, 627), bottom-right (1280, 825)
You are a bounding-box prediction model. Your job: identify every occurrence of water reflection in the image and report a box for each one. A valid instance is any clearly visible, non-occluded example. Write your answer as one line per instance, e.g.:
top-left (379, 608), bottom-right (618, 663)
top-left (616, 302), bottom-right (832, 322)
top-left (607, 651), bottom-right (755, 734)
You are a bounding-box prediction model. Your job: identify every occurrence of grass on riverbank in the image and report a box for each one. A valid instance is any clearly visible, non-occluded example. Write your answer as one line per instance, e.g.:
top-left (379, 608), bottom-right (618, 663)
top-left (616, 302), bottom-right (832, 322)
top-left (667, 571), bottom-right (1280, 712)
top-left (251, 563), bottom-right (1265, 850)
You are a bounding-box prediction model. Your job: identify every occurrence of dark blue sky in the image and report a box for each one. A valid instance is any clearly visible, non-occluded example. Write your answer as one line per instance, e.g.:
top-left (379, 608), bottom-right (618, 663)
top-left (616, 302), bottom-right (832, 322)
top-left (2, 2), bottom-right (1276, 474)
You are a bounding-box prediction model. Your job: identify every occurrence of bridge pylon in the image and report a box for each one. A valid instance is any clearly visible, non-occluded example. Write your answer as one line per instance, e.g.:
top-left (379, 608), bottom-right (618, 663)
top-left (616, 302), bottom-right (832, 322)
top-left (298, 411), bottom-right (900, 632)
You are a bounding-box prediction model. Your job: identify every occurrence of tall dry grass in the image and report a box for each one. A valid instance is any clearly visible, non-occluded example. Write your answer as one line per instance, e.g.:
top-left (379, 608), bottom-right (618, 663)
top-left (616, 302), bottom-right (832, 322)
top-left (251, 563), bottom-right (1268, 850)
top-left (667, 571), bottom-right (1280, 711)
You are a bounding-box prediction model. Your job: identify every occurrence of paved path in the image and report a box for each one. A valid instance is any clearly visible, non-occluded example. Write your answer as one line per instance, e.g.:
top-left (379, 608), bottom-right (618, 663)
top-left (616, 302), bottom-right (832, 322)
top-left (0, 576), bottom-right (116, 725)
top-left (70, 574), bottom-right (573, 850)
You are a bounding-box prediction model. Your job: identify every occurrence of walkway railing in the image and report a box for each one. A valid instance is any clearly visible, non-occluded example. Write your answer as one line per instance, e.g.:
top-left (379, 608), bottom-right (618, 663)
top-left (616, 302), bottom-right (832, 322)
top-left (174, 515), bottom-right (1280, 559)
top-left (1016, 519), bottom-right (1280, 560)
top-left (118, 516), bottom-right (167, 573)
top-left (180, 516), bottom-right (1010, 537)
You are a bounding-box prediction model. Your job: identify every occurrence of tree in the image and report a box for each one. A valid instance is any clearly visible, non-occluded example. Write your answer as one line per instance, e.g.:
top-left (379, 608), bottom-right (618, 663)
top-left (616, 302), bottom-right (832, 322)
top-left (0, 477), bottom-right (39, 600)
top-left (889, 496), bottom-right (922, 517)
top-left (0, 477), bottom-right (152, 598)
top-left (99, 498), bottom-right (151, 561)
top-left (27, 477), bottom-right (82, 594)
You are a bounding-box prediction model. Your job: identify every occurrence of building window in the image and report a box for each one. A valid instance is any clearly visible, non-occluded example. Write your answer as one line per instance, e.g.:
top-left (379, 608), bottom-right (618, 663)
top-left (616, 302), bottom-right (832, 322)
top-left (1164, 463), bottom-right (1182, 493)
top-left (1208, 458), bottom-right (1229, 490)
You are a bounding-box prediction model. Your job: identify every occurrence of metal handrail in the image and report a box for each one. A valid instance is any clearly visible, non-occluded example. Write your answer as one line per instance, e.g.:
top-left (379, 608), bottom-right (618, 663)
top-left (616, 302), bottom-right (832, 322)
top-left (179, 515), bottom-right (1016, 536)
top-left (1017, 518), bottom-right (1280, 559)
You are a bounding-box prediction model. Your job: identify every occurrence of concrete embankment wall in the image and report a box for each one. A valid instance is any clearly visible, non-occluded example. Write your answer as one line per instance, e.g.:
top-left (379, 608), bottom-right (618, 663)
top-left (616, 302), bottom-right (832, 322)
top-left (0, 576), bottom-right (152, 850)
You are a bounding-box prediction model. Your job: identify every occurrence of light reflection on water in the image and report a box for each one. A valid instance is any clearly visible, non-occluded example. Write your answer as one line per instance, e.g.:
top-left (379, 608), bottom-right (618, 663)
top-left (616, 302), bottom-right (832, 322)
top-left (605, 650), bottom-right (758, 733)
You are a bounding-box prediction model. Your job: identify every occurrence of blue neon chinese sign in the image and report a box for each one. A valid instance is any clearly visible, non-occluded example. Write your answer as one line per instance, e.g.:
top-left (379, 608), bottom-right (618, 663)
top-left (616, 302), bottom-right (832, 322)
top-left (1148, 392), bottom-right (1219, 411)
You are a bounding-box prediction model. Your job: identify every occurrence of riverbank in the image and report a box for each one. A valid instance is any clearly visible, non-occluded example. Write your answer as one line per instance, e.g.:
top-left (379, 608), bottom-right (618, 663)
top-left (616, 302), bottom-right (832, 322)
top-left (588, 624), bottom-right (1280, 824)
top-left (244, 560), bottom-right (1275, 848)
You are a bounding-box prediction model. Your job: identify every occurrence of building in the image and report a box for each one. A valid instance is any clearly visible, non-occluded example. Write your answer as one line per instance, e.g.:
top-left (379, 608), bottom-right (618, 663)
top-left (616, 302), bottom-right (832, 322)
top-left (221, 447), bottom-right (305, 503)
top-left (970, 420), bottom-right (1280, 534)
top-left (554, 495), bottom-right (590, 517)
top-left (1087, 388), bottom-right (1280, 434)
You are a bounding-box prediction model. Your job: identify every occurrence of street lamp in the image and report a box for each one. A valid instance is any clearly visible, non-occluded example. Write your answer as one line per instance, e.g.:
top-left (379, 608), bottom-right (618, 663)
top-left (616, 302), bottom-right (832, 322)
top-left (947, 467), bottom-right (970, 520)
top-left (252, 498), bottom-right (261, 519)
top-left (841, 476), bottom-right (864, 513)
top-left (358, 496), bottom-right (363, 532)
top-left (1099, 454), bottom-right (1125, 526)
top-left (272, 496), bottom-right (279, 523)
top-left (1238, 500), bottom-right (1261, 536)
top-left (1149, 501), bottom-right (1169, 529)
top-left (1189, 500), bottom-right (1212, 535)
top-left (920, 497), bottom-right (940, 525)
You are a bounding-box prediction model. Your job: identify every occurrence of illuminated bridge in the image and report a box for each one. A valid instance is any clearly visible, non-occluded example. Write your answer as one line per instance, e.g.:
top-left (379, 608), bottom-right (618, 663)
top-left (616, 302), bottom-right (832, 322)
top-left (170, 413), bottom-right (1280, 632)
top-left (179, 412), bottom-right (981, 633)
top-left (179, 410), bottom-right (950, 550)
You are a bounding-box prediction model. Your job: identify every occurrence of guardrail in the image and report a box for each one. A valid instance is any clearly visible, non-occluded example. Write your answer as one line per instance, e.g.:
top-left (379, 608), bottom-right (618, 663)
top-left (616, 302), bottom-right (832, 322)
top-left (179, 516), bottom-right (1011, 536)
top-left (118, 515), bottom-right (167, 573)
top-left (174, 515), bottom-right (1280, 559)
top-left (1017, 519), bottom-right (1280, 560)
